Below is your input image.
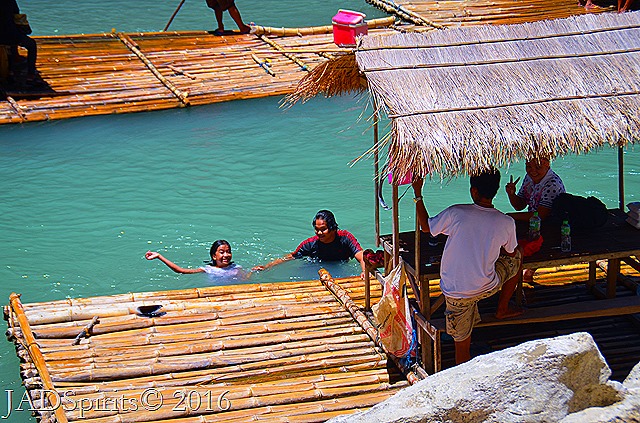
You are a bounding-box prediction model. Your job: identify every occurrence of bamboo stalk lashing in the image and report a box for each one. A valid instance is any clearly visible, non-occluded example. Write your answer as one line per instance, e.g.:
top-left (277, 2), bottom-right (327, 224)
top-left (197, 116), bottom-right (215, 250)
top-left (115, 32), bottom-right (190, 106)
top-left (257, 35), bottom-right (309, 71)
top-left (9, 293), bottom-right (69, 423)
top-left (251, 53), bottom-right (275, 76)
top-left (72, 315), bottom-right (99, 345)
top-left (318, 269), bottom-right (421, 384)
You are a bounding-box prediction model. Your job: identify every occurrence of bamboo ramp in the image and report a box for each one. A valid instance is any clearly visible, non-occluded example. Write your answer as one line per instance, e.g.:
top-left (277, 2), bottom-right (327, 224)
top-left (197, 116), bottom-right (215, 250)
top-left (365, 0), bottom-right (615, 28)
top-left (4, 272), bottom-right (412, 423)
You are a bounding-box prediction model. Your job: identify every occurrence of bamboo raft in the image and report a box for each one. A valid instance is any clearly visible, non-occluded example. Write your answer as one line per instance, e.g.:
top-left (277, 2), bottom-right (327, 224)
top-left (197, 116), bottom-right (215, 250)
top-left (365, 0), bottom-right (615, 28)
top-left (4, 271), bottom-right (415, 423)
top-left (0, 0), bottom-right (617, 125)
top-left (5, 263), bottom-right (639, 422)
top-left (0, 19), bottom-right (394, 125)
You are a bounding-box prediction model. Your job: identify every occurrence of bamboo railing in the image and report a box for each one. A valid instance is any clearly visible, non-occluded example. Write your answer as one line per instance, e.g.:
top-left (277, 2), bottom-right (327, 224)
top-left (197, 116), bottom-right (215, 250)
top-left (4, 275), bottom-right (407, 422)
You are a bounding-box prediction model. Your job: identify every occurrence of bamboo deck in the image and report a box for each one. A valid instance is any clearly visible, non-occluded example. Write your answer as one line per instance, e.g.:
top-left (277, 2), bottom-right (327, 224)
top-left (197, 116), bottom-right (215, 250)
top-left (365, 0), bottom-right (615, 28)
top-left (0, 0), bottom-right (618, 125)
top-left (5, 264), bottom-right (639, 422)
top-left (4, 272), bottom-right (413, 423)
top-left (436, 262), bottom-right (640, 381)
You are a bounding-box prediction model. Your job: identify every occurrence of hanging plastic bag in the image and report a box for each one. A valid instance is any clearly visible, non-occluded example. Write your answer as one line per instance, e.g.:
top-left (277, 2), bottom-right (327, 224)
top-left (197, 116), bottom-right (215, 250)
top-left (372, 259), bottom-right (414, 357)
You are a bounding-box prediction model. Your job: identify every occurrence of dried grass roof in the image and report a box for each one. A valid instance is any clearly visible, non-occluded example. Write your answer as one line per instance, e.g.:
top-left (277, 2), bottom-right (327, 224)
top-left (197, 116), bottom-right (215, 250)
top-left (292, 12), bottom-right (640, 178)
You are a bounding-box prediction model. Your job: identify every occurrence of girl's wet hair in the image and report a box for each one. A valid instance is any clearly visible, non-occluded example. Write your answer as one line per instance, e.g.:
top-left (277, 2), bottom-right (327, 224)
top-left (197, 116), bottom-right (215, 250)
top-left (313, 210), bottom-right (338, 231)
top-left (204, 239), bottom-right (233, 266)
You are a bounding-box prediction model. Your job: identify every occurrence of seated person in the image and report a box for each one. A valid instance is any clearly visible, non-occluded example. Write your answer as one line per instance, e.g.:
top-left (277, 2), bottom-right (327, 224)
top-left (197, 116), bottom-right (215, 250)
top-left (505, 157), bottom-right (565, 282)
top-left (413, 169), bottom-right (523, 364)
top-left (505, 157), bottom-right (565, 222)
top-left (0, 0), bottom-right (37, 83)
top-left (146, 240), bottom-right (246, 279)
top-left (253, 210), bottom-right (366, 278)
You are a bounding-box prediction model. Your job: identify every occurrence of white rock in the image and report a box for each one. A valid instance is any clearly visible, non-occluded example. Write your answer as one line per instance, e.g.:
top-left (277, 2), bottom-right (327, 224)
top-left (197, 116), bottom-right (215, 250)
top-left (329, 332), bottom-right (618, 423)
top-left (560, 361), bottom-right (640, 423)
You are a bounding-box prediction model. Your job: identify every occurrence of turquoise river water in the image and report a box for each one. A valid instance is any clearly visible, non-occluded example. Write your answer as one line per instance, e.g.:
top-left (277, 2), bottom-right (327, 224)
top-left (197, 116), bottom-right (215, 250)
top-left (0, 1), bottom-right (638, 421)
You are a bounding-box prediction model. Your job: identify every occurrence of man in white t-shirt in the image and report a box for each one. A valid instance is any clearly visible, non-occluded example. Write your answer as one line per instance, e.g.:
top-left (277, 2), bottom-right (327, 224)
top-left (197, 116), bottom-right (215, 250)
top-left (412, 169), bottom-right (523, 364)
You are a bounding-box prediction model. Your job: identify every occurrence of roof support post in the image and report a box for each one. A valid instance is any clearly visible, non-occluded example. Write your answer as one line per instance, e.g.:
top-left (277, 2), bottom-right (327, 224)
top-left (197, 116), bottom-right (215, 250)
top-left (618, 145), bottom-right (624, 210)
top-left (392, 183), bottom-right (400, 267)
top-left (374, 109), bottom-right (380, 247)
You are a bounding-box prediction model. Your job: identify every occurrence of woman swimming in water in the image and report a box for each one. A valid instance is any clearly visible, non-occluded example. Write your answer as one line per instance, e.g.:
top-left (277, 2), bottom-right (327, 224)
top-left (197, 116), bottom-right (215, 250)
top-left (145, 239), bottom-right (245, 278)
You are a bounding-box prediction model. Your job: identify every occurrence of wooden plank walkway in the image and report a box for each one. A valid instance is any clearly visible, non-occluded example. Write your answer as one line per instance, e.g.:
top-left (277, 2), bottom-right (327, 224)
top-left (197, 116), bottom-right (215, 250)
top-left (4, 273), bottom-right (413, 423)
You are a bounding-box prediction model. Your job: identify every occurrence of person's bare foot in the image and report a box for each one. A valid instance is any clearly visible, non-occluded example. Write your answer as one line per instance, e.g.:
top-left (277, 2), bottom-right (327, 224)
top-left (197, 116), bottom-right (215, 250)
top-left (239, 24), bottom-right (251, 34)
top-left (584, 0), bottom-right (596, 9)
top-left (495, 306), bottom-right (524, 319)
top-left (523, 268), bottom-right (535, 283)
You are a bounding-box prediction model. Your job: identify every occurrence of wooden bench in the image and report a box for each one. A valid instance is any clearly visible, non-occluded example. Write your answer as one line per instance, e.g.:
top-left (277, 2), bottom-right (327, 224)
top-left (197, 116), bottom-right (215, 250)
top-left (430, 295), bottom-right (640, 330)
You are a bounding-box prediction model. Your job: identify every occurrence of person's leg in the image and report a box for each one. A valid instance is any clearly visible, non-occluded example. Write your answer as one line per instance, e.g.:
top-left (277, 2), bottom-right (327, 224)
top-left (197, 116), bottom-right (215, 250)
top-left (214, 8), bottom-right (225, 32)
top-left (18, 35), bottom-right (37, 77)
top-left (445, 296), bottom-right (480, 364)
top-left (454, 336), bottom-right (472, 364)
top-left (495, 248), bottom-right (524, 319)
top-left (227, 6), bottom-right (250, 33)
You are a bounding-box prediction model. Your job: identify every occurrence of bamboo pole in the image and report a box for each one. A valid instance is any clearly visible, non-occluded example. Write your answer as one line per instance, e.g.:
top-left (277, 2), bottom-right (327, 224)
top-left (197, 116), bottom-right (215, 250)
top-left (250, 53), bottom-right (276, 76)
top-left (251, 17), bottom-right (396, 36)
top-left (115, 32), bottom-right (190, 106)
top-left (164, 0), bottom-right (187, 32)
top-left (318, 269), bottom-right (420, 384)
top-left (9, 293), bottom-right (70, 423)
top-left (5, 96), bottom-right (27, 122)
top-left (257, 34), bottom-right (309, 71)
top-left (365, 0), bottom-right (444, 29)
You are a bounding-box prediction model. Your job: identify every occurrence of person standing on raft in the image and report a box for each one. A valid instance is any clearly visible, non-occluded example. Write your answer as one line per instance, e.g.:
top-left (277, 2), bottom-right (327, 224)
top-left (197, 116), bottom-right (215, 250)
top-left (205, 0), bottom-right (251, 34)
top-left (252, 210), bottom-right (367, 279)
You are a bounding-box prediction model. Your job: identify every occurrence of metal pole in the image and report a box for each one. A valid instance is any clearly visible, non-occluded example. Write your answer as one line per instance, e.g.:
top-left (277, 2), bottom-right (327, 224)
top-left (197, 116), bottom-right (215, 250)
top-left (374, 109), bottom-right (380, 247)
top-left (392, 183), bottom-right (400, 267)
top-left (618, 145), bottom-right (624, 210)
top-left (164, 0), bottom-right (187, 31)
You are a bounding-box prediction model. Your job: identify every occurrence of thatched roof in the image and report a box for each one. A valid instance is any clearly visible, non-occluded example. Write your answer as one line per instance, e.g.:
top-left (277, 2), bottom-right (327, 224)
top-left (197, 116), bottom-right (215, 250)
top-left (291, 11), bottom-right (640, 179)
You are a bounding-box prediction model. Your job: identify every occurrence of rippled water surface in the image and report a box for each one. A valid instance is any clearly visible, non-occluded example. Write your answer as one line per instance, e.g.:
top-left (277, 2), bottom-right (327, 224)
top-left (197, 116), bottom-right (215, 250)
top-left (0, 2), bottom-right (638, 420)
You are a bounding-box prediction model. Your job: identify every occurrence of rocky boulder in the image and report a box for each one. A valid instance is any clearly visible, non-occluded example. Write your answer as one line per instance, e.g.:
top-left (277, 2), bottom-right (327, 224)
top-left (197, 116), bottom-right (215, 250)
top-left (329, 332), bottom-right (630, 423)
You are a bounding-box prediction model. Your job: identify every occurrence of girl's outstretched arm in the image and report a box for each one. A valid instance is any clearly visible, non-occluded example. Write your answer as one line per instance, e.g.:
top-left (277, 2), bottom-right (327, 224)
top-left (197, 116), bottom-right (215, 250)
top-left (145, 251), bottom-right (204, 274)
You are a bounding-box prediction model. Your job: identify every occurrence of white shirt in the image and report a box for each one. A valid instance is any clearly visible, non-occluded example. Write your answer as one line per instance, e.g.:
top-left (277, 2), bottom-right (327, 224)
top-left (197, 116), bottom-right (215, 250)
top-left (429, 204), bottom-right (518, 298)
top-left (199, 263), bottom-right (243, 279)
top-left (517, 169), bottom-right (565, 211)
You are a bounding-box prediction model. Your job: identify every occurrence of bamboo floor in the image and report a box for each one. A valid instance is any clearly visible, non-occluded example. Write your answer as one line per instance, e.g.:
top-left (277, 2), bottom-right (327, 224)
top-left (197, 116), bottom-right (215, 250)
top-left (366, 0), bottom-right (616, 29)
top-left (0, 29), bottom-right (362, 125)
top-left (433, 262), bottom-right (640, 381)
top-left (4, 272), bottom-right (413, 423)
top-left (0, 0), bottom-right (620, 125)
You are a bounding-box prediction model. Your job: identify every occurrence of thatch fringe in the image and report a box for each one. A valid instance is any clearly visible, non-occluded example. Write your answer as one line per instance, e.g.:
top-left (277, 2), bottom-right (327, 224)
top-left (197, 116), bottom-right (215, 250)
top-left (355, 12), bottom-right (640, 178)
top-left (285, 53), bottom-right (365, 105)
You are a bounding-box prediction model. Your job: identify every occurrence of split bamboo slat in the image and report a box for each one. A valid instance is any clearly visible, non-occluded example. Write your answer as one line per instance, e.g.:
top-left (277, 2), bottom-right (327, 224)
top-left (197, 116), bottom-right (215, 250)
top-left (4, 274), bottom-right (411, 423)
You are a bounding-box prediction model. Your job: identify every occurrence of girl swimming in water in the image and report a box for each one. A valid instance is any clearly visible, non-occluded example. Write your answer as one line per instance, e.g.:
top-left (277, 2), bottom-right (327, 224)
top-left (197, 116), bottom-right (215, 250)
top-left (145, 240), bottom-right (245, 278)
